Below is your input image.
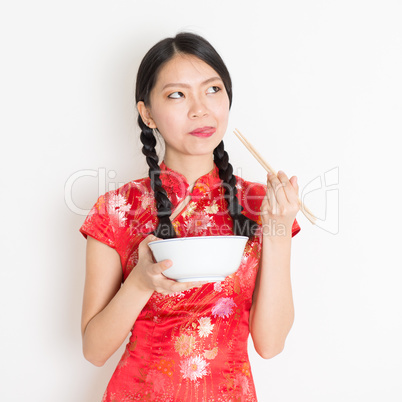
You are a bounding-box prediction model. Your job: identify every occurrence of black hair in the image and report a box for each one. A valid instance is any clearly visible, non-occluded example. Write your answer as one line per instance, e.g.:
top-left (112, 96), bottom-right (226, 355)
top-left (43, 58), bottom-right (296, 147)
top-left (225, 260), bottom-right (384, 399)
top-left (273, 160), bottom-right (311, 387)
top-left (135, 32), bottom-right (258, 239)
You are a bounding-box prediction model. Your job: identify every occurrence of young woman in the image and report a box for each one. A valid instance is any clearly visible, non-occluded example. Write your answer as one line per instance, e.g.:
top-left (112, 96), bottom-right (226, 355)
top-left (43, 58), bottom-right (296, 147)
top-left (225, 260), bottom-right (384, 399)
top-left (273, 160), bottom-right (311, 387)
top-left (80, 32), bottom-right (301, 401)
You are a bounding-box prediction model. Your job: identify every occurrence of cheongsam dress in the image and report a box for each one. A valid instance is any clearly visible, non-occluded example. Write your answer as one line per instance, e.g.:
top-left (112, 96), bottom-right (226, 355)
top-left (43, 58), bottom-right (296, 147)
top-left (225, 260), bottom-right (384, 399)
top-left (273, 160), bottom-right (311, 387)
top-left (80, 161), bottom-right (300, 401)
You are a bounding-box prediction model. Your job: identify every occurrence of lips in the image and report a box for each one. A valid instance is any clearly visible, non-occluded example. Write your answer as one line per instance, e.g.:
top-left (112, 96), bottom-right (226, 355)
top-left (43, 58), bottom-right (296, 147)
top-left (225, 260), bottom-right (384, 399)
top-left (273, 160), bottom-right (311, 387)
top-left (189, 126), bottom-right (216, 137)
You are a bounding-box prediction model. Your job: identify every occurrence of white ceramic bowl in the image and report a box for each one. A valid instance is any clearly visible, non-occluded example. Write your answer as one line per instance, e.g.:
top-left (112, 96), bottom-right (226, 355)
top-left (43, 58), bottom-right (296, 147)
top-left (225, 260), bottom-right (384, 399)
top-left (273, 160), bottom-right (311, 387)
top-left (148, 235), bottom-right (249, 282)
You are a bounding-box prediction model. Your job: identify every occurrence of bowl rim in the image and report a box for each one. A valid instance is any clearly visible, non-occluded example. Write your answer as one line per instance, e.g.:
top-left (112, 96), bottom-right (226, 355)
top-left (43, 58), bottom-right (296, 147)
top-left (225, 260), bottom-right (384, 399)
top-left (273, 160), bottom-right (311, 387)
top-left (148, 235), bottom-right (248, 246)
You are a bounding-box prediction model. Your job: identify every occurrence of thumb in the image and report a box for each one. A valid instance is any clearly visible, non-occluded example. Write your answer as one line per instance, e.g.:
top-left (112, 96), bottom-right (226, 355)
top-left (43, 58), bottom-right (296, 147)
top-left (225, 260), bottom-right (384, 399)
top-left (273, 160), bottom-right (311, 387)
top-left (289, 176), bottom-right (299, 192)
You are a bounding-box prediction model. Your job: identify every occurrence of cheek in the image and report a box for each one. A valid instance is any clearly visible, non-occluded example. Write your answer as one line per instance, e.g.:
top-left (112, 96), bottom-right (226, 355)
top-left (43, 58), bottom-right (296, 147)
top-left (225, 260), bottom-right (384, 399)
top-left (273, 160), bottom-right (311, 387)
top-left (151, 104), bottom-right (183, 130)
top-left (215, 103), bottom-right (230, 125)
top-left (213, 96), bottom-right (230, 119)
top-left (160, 113), bottom-right (183, 131)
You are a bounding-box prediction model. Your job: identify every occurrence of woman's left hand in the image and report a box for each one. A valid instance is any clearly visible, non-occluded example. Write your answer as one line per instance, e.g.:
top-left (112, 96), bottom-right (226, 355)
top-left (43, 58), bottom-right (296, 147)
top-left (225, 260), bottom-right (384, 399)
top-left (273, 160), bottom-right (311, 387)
top-left (260, 170), bottom-right (300, 237)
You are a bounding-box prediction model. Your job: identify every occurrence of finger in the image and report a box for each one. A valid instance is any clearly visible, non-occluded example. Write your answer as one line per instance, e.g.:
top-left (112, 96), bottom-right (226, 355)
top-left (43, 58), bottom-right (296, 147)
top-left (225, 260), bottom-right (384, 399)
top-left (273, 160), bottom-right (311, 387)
top-left (267, 172), bottom-right (288, 211)
top-left (276, 171), bottom-right (300, 207)
top-left (289, 176), bottom-right (298, 191)
top-left (288, 176), bottom-right (300, 202)
top-left (167, 280), bottom-right (208, 294)
top-left (274, 171), bottom-right (294, 204)
top-left (149, 259), bottom-right (173, 276)
top-left (155, 277), bottom-right (208, 295)
top-left (279, 173), bottom-right (300, 209)
top-left (260, 195), bottom-right (270, 217)
top-left (265, 178), bottom-right (275, 213)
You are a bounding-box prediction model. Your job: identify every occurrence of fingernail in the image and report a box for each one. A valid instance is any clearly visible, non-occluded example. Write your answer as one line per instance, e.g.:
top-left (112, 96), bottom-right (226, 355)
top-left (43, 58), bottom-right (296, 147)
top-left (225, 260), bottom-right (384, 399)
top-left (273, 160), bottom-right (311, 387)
top-left (164, 260), bottom-right (172, 268)
top-left (278, 170), bottom-right (284, 175)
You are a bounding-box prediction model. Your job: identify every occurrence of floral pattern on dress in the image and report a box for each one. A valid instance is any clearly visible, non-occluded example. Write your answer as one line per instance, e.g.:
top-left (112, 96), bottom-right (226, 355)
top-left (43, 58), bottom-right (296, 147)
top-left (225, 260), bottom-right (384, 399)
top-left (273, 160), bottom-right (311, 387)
top-left (107, 193), bottom-right (132, 228)
top-left (180, 355), bottom-right (209, 381)
top-left (212, 297), bottom-right (237, 319)
top-left (198, 317), bottom-right (214, 338)
top-left (174, 334), bottom-right (196, 357)
top-left (80, 160), bottom-right (301, 402)
top-left (204, 346), bottom-right (218, 360)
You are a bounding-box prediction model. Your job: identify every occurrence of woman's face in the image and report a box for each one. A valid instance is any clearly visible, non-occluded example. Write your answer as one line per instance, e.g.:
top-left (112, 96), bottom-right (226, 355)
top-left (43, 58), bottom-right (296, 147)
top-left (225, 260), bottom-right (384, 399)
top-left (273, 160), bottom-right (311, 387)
top-left (140, 54), bottom-right (230, 161)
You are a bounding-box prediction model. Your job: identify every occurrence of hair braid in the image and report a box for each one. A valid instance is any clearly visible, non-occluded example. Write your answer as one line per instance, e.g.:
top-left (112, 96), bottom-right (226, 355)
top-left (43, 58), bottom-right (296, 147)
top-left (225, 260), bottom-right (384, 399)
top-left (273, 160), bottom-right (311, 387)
top-left (213, 141), bottom-right (259, 238)
top-left (139, 121), bottom-right (177, 239)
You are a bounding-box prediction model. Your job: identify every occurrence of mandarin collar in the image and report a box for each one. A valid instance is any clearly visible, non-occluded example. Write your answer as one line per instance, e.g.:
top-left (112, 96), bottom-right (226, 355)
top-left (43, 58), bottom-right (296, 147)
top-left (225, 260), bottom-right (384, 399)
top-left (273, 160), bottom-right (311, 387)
top-left (159, 160), bottom-right (221, 198)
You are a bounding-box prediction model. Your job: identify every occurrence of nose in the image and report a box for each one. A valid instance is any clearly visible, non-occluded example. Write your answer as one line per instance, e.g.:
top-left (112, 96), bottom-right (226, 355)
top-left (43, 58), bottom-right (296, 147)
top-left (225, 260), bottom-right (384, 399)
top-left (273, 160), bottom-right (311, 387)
top-left (188, 96), bottom-right (208, 119)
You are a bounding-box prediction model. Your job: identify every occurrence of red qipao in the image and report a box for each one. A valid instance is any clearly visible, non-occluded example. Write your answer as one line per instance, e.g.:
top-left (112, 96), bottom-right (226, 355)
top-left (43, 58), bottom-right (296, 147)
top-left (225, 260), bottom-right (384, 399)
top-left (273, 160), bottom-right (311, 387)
top-left (80, 161), bottom-right (300, 401)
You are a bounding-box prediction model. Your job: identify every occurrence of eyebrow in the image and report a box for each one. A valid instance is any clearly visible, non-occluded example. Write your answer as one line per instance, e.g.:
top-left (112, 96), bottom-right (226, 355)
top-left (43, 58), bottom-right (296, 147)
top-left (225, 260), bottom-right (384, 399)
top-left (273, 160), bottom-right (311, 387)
top-left (161, 76), bottom-right (223, 91)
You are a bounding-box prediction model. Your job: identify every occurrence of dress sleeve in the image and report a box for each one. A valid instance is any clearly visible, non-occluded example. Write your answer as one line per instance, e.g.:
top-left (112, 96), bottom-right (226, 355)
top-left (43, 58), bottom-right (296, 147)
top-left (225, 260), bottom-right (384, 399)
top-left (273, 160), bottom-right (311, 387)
top-left (79, 193), bottom-right (116, 249)
top-left (292, 218), bottom-right (301, 237)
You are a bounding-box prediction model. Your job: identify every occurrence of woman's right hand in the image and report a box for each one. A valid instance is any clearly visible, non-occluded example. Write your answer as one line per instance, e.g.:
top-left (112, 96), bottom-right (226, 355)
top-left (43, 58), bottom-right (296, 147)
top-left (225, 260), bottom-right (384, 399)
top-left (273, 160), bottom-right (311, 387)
top-left (127, 234), bottom-right (207, 295)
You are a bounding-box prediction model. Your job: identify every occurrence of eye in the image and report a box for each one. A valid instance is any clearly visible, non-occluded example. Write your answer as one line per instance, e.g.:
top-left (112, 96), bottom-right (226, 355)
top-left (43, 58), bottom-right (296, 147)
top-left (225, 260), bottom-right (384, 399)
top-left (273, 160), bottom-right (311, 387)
top-left (206, 86), bottom-right (221, 94)
top-left (168, 91), bottom-right (184, 99)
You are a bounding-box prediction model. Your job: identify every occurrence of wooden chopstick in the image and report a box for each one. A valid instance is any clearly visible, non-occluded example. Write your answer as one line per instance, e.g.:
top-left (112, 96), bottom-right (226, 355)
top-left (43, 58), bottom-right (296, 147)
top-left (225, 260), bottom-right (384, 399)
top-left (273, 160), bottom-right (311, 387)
top-left (234, 129), bottom-right (277, 175)
top-left (233, 128), bottom-right (317, 225)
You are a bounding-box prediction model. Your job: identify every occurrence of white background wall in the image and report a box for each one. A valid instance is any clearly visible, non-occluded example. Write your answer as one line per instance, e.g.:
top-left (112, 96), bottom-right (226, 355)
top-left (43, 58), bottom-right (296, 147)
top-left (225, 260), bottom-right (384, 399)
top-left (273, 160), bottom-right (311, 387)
top-left (1, 1), bottom-right (401, 401)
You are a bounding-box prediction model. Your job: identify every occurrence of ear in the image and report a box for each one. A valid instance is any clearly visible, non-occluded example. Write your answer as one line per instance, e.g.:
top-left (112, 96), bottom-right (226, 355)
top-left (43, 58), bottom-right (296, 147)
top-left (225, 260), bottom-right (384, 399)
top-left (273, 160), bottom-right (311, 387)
top-left (137, 101), bottom-right (156, 129)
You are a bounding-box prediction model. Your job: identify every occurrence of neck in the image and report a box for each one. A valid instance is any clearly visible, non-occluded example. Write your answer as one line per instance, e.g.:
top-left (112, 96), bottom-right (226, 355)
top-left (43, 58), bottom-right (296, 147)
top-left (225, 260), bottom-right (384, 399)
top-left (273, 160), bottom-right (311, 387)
top-left (163, 153), bottom-right (215, 188)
